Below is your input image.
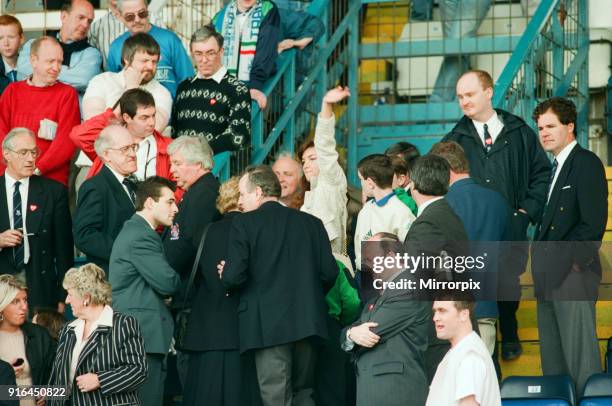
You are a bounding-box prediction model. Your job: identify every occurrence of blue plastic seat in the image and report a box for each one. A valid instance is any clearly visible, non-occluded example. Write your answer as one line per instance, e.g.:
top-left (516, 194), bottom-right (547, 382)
top-left (501, 375), bottom-right (575, 406)
top-left (579, 373), bottom-right (612, 406)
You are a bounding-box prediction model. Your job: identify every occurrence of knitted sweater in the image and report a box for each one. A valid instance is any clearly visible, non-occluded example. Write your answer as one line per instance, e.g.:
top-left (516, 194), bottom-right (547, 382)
top-left (171, 72), bottom-right (251, 153)
top-left (0, 81), bottom-right (80, 185)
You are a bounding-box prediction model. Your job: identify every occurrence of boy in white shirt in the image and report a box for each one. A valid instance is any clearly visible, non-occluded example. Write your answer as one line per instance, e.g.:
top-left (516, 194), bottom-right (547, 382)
top-left (426, 298), bottom-right (501, 406)
top-left (354, 154), bottom-right (415, 271)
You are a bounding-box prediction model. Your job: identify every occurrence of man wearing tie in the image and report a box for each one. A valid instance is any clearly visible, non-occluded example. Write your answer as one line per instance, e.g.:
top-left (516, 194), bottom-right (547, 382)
top-left (531, 97), bottom-right (607, 395)
top-left (0, 15), bottom-right (24, 95)
top-left (0, 128), bottom-right (73, 311)
top-left (73, 124), bottom-right (138, 272)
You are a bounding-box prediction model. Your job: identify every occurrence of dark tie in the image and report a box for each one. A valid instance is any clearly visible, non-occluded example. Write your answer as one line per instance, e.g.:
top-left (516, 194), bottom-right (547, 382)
top-left (122, 178), bottom-right (136, 204)
top-left (546, 158), bottom-right (559, 200)
top-left (8, 71), bottom-right (17, 82)
top-left (483, 124), bottom-right (493, 153)
top-left (13, 181), bottom-right (24, 269)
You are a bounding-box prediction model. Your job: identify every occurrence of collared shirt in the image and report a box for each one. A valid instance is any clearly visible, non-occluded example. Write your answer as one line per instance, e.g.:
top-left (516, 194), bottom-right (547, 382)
top-left (373, 191), bottom-right (396, 207)
top-left (472, 111), bottom-right (504, 147)
top-left (194, 66), bottom-right (228, 84)
top-left (417, 196), bottom-right (444, 217)
top-left (3, 58), bottom-right (16, 81)
top-left (4, 173), bottom-right (30, 264)
top-left (548, 140), bottom-right (577, 201)
top-left (134, 135), bottom-right (158, 181)
top-left (136, 213), bottom-right (156, 230)
top-left (68, 305), bottom-right (114, 386)
top-left (105, 164), bottom-right (133, 203)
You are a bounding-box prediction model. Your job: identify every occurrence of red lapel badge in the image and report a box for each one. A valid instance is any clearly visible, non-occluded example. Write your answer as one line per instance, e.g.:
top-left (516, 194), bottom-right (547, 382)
top-left (210, 98), bottom-right (217, 106)
top-left (29, 204), bottom-right (38, 212)
top-left (368, 303), bottom-right (374, 312)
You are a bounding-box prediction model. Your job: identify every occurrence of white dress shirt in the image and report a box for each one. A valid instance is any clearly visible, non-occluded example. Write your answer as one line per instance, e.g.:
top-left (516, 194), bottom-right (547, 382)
top-left (472, 111), bottom-right (504, 147)
top-left (4, 173), bottom-right (30, 264)
top-left (417, 196), bottom-right (444, 217)
top-left (105, 165), bottom-right (134, 204)
top-left (548, 140), bottom-right (577, 202)
top-left (134, 135), bottom-right (157, 181)
top-left (194, 66), bottom-right (228, 83)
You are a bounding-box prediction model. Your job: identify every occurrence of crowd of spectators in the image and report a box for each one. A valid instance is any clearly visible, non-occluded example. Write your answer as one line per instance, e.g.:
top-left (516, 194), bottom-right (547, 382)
top-left (0, 1), bottom-right (607, 405)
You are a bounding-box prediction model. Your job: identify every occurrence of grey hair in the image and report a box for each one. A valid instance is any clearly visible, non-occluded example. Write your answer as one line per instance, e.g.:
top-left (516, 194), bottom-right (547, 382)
top-left (168, 136), bottom-right (214, 170)
top-left (273, 151), bottom-right (303, 177)
top-left (63, 263), bottom-right (112, 306)
top-left (190, 24), bottom-right (224, 49)
top-left (94, 124), bottom-right (125, 157)
top-left (116, 0), bottom-right (147, 12)
top-left (243, 165), bottom-right (281, 198)
top-left (2, 127), bottom-right (35, 152)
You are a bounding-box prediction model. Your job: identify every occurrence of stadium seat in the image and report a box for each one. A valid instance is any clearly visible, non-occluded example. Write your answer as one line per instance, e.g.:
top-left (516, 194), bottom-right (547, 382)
top-left (501, 375), bottom-right (576, 406)
top-left (579, 373), bottom-right (612, 406)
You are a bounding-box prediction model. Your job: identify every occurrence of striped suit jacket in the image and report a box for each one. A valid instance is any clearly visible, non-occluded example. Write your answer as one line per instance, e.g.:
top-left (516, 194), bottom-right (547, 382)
top-left (47, 311), bottom-right (148, 406)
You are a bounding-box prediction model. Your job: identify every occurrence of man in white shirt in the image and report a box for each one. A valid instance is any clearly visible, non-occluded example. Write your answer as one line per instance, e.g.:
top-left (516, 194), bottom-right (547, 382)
top-left (0, 127), bottom-right (73, 311)
top-left (426, 299), bottom-right (501, 406)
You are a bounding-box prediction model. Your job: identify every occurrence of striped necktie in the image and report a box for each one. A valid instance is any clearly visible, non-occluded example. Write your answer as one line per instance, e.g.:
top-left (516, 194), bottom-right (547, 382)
top-left (483, 124), bottom-right (493, 153)
top-left (8, 71), bottom-right (17, 82)
top-left (13, 181), bottom-right (24, 268)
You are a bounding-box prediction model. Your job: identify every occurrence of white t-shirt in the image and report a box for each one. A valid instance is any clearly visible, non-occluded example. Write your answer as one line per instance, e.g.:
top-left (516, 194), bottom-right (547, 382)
top-left (426, 331), bottom-right (501, 406)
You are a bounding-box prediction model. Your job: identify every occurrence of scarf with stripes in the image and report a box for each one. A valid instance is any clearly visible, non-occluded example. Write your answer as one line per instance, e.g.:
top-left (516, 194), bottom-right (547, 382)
top-left (220, 1), bottom-right (263, 83)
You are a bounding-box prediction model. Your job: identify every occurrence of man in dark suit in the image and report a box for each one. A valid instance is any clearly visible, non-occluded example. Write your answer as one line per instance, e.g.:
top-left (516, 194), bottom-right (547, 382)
top-left (0, 128), bottom-right (72, 311)
top-left (531, 97), bottom-right (607, 395)
top-left (219, 165), bottom-right (338, 406)
top-left (73, 124), bottom-right (137, 272)
top-left (162, 135), bottom-right (220, 385)
top-left (443, 70), bottom-right (551, 360)
top-left (430, 140), bottom-right (509, 356)
top-left (402, 154), bottom-right (469, 382)
top-left (109, 176), bottom-right (182, 406)
top-left (343, 232), bottom-right (430, 406)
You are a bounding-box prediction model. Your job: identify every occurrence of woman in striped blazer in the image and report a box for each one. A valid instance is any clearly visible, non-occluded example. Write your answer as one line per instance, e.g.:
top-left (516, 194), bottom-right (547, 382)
top-left (47, 264), bottom-right (147, 406)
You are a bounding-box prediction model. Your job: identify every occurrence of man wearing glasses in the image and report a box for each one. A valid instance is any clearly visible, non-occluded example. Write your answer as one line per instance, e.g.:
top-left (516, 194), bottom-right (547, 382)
top-left (106, 0), bottom-right (194, 97)
top-left (171, 25), bottom-right (251, 155)
top-left (0, 127), bottom-right (73, 313)
top-left (73, 123), bottom-right (138, 272)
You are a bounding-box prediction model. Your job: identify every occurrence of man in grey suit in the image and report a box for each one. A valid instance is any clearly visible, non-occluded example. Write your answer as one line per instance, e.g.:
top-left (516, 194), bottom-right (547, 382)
top-left (342, 232), bottom-right (430, 406)
top-left (109, 176), bottom-right (181, 406)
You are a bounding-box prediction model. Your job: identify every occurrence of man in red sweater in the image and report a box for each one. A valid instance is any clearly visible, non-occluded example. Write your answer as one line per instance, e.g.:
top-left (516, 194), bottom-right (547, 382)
top-left (0, 36), bottom-right (80, 186)
top-left (70, 88), bottom-right (182, 198)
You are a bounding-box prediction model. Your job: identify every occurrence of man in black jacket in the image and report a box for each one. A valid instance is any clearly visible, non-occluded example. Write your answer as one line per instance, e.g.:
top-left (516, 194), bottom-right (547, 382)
top-left (531, 97), bottom-right (607, 395)
top-left (219, 165), bottom-right (337, 406)
top-left (443, 69), bottom-right (551, 360)
top-left (73, 124), bottom-right (136, 272)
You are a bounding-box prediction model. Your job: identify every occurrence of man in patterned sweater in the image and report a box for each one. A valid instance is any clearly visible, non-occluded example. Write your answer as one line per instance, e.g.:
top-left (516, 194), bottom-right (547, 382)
top-left (171, 25), bottom-right (251, 155)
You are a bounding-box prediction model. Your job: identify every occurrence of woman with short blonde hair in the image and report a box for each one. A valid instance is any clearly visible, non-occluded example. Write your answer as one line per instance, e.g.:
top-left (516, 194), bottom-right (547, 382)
top-left (47, 264), bottom-right (147, 406)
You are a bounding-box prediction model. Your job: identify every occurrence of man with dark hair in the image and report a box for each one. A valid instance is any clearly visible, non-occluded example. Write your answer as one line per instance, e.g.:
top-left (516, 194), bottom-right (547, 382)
top-left (108, 0), bottom-right (194, 97)
top-left (426, 299), bottom-right (501, 405)
top-left (385, 141), bottom-right (420, 170)
top-left (443, 69), bottom-right (551, 361)
top-left (403, 154), bottom-right (469, 382)
top-left (17, 0), bottom-right (102, 97)
top-left (172, 25), bottom-right (251, 154)
top-left (354, 154), bottom-right (415, 272)
top-left (0, 36), bottom-right (80, 186)
top-left (386, 142), bottom-right (420, 215)
top-left (430, 140), bottom-right (509, 355)
top-left (71, 88), bottom-right (177, 190)
top-left (531, 97), bottom-right (607, 395)
top-left (343, 232), bottom-right (430, 406)
top-left (73, 124), bottom-right (137, 272)
top-left (218, 164), bottom-right (337, 406)
top-left (110, 175), bottom-right (181, 406)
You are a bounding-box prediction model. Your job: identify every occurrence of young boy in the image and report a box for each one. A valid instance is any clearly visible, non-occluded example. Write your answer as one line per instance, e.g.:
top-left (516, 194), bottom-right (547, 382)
top-left (354, 154), bottom-right (416, 271)
top-left (0, 15), bottom-right (24, 94)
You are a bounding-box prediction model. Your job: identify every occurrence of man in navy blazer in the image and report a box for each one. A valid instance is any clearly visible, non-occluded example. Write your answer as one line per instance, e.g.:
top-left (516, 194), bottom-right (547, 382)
top-left (430, 140), bottom-right (509, 356)
top-left (531, 97), bottom-right (607, 395)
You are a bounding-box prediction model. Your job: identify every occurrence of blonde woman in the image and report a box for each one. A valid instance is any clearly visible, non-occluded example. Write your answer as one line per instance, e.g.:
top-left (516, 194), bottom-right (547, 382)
top-left (47, 264), bottom-right (147, 406)
top-left (0, 275), bottom-right (55, 406)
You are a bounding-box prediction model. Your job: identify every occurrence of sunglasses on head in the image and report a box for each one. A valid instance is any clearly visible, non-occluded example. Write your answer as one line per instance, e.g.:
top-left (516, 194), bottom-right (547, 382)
top-left (123, 9), bottom-right (148, 22)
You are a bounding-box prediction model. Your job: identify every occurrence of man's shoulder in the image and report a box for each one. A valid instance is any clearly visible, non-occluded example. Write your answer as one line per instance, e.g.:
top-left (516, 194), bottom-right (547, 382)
top-left (31, 175), bottom-right (66, 192)
top-left (150, 25), bottom-right (182, 44)
top-left (225, 74), bottom-right (250, 95)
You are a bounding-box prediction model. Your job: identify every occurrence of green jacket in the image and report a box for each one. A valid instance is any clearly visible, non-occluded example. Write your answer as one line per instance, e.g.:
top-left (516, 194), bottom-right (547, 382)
top-left (326, 260), bottom-right (361, 326)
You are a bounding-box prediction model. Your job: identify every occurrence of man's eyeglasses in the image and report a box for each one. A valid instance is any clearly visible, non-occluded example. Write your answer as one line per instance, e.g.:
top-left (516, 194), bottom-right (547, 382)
top-left (123, 9), bottom-right (149, 22)
top-left (194, 49), bottom-right (221, 60)
top-left (7, 148), bottom-right (40, 159)
top-left (108, 143), bottom-right (139, 155)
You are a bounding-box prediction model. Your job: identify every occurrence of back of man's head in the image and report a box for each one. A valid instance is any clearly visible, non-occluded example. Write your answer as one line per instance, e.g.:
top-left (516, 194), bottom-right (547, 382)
top-left (385, 141), bottom-right (420, 173)
top-left (119, 88), bottom-right (155, 119)
top-left (243, 165), bottom-right (282, 199)
top-left (357, 154), bottom-right (394, 190)
top-left (121, 32), bottom-right (160, 66)
top-left (429, 141), bottom-right (470, 175)
top-left (410, 155), bottom-right (450, 197)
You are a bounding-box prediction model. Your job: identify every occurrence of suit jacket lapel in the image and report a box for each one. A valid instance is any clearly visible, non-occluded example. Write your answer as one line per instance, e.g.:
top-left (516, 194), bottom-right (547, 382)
top-left (101, 165), bottom-right (134, 209)
top-left (0, 176), bottom-right (9, 232)
top-left (75, 326), bottom-right (111, 373)
top-left (539, 145), bottom-right (579, 236)
top-left (26, 176), bottom-right (44, 234)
